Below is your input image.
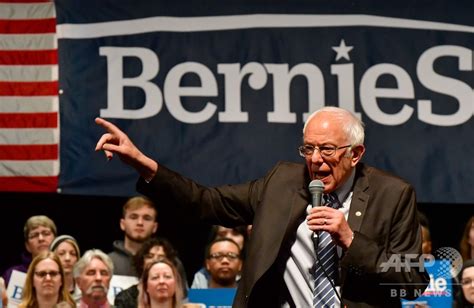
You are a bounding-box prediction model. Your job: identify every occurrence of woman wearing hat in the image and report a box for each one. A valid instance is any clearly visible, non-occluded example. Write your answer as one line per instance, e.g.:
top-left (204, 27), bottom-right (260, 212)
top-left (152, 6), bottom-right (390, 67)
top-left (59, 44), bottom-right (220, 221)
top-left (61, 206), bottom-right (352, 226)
top-left (50, 235), bottom-right (82, 302)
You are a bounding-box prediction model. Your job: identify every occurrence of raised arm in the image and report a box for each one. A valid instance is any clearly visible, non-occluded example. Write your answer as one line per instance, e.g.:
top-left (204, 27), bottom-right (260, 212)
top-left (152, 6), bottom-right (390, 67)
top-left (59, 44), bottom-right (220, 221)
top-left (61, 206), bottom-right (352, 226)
top-left (94, 117), bottom-right (158, 181)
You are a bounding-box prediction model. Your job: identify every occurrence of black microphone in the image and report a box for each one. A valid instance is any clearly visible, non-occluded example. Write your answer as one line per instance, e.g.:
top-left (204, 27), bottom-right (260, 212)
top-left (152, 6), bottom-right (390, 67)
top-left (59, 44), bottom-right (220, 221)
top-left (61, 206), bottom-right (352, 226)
top-left (309, 179), bottom-right (324, 241)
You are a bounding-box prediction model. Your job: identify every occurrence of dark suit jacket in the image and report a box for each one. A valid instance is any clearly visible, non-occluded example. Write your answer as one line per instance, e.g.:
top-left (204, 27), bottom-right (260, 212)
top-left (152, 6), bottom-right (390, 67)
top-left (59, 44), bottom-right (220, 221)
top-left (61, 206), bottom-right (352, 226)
top-left (137, 161), bottom-right (429, 307)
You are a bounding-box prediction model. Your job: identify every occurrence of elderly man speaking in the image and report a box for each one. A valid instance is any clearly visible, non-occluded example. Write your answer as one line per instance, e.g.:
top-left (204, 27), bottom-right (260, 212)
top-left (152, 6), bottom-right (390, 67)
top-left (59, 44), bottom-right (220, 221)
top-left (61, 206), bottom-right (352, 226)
top-left (95, 106), bottom-right (429, 307)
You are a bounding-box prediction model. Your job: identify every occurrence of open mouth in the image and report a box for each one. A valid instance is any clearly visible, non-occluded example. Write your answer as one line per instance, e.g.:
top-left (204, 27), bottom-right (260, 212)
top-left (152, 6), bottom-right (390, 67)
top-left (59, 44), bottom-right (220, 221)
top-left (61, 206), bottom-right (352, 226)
top-left (313, 170), bottom-right (331, 181)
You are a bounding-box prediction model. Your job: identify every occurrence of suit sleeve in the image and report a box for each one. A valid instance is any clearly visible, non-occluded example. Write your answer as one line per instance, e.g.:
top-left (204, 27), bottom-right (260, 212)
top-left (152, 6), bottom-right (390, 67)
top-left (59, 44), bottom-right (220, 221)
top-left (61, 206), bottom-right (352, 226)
top-left (136, 164), bottom-right (266, 227)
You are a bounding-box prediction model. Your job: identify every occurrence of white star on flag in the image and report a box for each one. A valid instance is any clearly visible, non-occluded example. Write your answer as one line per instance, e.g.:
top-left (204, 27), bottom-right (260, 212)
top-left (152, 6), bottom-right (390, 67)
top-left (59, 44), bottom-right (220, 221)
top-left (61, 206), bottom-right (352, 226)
top-left (332, 39), bottom-right (354, 61)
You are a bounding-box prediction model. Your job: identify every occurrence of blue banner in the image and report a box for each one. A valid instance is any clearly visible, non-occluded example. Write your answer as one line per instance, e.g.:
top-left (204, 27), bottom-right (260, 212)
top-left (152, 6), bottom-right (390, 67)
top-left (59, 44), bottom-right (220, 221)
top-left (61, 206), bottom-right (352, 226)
top-left (188, 288), bottom-right (236, 307)
top-left (402, 260), bottom-right (453, 308)
top-left (55, 1), bottom-right (473, 203)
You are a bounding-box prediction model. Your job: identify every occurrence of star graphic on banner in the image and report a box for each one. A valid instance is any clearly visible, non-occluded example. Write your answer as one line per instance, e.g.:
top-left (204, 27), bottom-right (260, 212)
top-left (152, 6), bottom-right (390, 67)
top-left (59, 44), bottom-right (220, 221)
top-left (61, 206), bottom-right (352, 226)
top-left (332, 39), bottom-right (353, 61)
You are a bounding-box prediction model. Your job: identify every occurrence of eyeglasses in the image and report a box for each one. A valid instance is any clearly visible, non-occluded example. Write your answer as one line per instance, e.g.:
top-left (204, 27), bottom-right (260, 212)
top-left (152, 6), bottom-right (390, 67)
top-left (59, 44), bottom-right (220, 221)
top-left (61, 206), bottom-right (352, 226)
top-left (28, 230), bottom-right (53, 240)
top-left (208, 252), bottom-right (240, 261)
top-left (298, 144), bottom-right (351, 158)
top-left (34, 270), bottom-right (60, 279)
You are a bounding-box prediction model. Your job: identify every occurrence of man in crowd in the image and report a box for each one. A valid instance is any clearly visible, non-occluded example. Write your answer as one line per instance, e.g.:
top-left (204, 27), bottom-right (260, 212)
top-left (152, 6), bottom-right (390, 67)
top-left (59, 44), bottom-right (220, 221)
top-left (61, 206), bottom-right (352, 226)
top-left (109, 196), bottom-right (158, 276)
top-left (205, 238), bottom-right (243, 289)
top-left (74, 249), bottom-right (113, 308)
top-left (95, 106), bottom-right (429, 307)
top-left (2, 215), bottom-right (57, 286)
top-left (191, 225), bottom-right (247, 288)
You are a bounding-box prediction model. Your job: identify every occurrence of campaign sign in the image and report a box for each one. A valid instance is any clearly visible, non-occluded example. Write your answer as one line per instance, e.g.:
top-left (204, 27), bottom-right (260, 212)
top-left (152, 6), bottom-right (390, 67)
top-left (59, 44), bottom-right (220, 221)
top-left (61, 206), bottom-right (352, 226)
top-left (402, 260), bottom-right (453, 308)
top-left (188, 288), bottom-right (236, 308)
top-left (108, 275), bottom-right (138, 305)
top-left (51, 1), bottom-right (474, 204)
top-left (6, 270), bottom-right (25, 308)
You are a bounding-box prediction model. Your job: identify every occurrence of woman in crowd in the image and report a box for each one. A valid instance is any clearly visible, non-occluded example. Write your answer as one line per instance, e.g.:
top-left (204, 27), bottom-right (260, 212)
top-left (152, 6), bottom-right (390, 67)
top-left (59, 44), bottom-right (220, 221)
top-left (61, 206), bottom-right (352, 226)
top-left (460, 216), bottom-right (474, 261)
top-left (18, 251), bottom-right (76, 308)
top-left (49, 235), bottom-right (81, 301)
top-left (50, 235), bottom-right (82, 302)
top-left (454, 259), bottom-right (474, 308)
top-left (138, 258), bottom-right (183, 308)
top-left (114, 237), bottom-right (187, 307)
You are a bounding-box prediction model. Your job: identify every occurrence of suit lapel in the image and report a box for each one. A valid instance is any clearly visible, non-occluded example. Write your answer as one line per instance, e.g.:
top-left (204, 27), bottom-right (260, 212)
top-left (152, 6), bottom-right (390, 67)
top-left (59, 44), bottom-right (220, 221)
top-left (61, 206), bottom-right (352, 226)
top-left (287, 187), bottom-right (311, 234)
top-left (347, 165), bottom-right (369, 233)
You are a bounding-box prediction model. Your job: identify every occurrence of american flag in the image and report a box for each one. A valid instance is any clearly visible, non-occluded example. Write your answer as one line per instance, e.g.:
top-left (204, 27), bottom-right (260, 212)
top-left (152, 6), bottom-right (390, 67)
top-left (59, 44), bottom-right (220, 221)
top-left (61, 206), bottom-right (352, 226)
top-left (0, 0), bottom-right (59, 192)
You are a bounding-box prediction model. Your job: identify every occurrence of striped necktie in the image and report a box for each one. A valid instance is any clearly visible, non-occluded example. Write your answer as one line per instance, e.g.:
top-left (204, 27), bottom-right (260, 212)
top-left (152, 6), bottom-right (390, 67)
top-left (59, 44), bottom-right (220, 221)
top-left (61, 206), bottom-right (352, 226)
top-left (313, 193), bottom-right (341, 308)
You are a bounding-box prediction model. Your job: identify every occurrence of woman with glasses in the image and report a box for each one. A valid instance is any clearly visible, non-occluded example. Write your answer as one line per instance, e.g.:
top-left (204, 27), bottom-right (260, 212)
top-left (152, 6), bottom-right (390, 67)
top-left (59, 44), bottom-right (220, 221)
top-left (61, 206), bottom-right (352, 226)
top-left (454, 259), bottom-right (474, 307)
top-left (2, 215), bottom-right (57, 287)
top-left (18, 251), bottom-right (76, 308)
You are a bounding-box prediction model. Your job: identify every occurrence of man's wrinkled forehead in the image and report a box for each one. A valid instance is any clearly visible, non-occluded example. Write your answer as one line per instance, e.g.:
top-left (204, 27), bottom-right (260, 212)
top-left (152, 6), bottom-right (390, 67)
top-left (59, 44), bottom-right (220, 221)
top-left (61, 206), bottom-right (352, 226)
top-left (83, 258), bottom-right (109, 273)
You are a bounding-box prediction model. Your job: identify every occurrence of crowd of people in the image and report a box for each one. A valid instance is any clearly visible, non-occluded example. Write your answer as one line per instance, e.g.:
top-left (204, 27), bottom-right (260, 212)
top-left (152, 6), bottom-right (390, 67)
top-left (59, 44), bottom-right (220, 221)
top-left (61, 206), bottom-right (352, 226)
top-left (1, 197), bottom-right (250, 308)
top-left (1, 198), bottom-right (473, 307)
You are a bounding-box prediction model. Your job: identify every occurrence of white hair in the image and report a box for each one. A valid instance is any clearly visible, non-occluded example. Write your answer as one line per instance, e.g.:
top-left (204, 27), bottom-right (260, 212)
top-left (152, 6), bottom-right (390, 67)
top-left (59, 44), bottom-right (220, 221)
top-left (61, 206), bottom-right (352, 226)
top-left (303, 106), bottom-right (365, 146)
top-left (73, 249), bottom-right (113, 278)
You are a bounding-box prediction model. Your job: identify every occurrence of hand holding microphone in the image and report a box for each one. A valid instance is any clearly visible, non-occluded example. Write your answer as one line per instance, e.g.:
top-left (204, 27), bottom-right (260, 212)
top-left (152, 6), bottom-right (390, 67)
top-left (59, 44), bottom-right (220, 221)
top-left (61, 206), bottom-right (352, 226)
top-left (307, 180), bottom-right (354, 249)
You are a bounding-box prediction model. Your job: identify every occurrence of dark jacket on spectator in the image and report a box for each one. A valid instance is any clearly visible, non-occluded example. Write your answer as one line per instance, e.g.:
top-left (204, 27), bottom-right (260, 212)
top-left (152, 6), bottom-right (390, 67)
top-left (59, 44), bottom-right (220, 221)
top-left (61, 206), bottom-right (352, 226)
top-left (2, 252), bottom-right (31, 286)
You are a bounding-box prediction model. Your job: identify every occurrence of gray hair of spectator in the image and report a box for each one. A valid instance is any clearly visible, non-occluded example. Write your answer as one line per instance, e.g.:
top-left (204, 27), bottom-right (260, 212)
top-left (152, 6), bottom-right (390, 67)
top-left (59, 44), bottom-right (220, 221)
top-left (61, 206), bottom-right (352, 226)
top-left (303, 106), bottom-right (365, 146)
top-left (73, 249), bottom-right (113, 278)
top-left (23, 215), bottom-right (57, 241)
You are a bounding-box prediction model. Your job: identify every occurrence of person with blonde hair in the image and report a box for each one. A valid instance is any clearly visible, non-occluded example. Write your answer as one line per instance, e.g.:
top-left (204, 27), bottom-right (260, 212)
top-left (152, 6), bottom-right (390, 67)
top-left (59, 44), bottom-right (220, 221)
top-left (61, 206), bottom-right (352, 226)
top-left (50, 235), bottom-right (82, 302)
top-left (18, 251), bottom-right (76, 308)
top-left (114, 237), bottom-right (188, 308)
top-left (138, 258), bottom-right (183, 308)
top-left (460, 216), bottom-right (474, 261)
top-left (2, 215), bottom-right (57, 286)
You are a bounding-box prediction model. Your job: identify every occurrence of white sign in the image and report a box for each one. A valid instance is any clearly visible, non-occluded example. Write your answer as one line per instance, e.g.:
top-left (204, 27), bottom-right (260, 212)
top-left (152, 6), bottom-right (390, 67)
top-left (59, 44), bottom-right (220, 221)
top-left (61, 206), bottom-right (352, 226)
top-left (107, 275), bottom-right (138, 305)
top-left (6, 270), bottom-right (26, 308)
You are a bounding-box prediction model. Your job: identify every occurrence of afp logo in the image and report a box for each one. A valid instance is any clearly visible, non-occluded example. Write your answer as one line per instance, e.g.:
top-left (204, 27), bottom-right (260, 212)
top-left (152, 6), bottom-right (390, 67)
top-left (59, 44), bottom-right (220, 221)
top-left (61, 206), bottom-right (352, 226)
top-left (380, 247), bottom-right (463, 278)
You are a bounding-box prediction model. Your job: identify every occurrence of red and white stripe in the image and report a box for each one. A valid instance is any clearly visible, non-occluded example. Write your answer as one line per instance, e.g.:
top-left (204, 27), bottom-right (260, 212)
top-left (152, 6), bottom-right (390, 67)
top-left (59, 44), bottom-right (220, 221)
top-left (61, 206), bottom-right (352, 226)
top-left (0, 0), bottom-right (59, 192)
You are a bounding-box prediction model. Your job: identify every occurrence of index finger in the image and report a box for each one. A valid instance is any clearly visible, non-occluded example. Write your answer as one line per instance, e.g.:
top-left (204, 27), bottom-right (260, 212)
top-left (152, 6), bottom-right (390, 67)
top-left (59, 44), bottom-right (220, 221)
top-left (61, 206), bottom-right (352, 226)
top-left (95, 117), bottom-right (122, 134)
